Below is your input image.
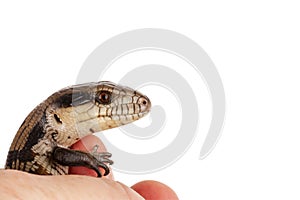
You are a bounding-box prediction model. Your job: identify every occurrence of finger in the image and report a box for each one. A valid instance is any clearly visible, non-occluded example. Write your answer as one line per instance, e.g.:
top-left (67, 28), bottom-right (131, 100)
top-left (0, 170), bottom-right (143, 200)
top-left (69, 135), bottom-right (114, 179)
top-left (132, 180), bottom-right (179, 200)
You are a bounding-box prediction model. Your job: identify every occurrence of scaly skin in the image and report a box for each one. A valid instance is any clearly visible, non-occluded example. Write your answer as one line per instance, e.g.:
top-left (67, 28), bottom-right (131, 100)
top-left (5, 81), bottom-right (151, 177)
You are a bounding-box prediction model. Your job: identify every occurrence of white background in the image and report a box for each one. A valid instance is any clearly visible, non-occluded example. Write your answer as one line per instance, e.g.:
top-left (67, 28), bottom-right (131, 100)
top-left (1, 1), bottom-right (300, 199)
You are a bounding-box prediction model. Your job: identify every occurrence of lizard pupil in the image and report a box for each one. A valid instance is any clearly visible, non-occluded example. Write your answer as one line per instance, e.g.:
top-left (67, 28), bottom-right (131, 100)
top-left (101, 93), bottom-right (108, 101)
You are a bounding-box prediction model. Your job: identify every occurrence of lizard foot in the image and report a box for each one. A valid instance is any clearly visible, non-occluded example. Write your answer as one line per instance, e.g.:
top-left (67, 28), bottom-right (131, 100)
top-left (53, 146), bottom-right (113, 177)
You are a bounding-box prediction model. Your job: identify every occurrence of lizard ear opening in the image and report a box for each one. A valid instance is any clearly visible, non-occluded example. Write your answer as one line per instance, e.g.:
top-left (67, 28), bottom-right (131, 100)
top-left (54, 114), bottom-right (63, 124)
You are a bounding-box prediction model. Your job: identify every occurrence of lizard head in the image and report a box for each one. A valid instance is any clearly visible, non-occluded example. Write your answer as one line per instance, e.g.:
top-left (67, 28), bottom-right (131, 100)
top-left (48, 81), bottom-right (151, 142)
top-left (90, 81), bottom-right (151, 130)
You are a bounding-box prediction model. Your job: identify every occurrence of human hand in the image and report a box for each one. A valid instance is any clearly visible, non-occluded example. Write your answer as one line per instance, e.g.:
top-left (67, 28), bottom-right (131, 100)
top-left (0, 135), bottom-right (178, 200)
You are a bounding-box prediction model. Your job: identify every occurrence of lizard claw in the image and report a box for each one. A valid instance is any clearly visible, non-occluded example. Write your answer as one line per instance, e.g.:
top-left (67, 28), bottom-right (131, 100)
top-left (91, 145), bottom-right (114, 165)
top-left (90, 145), bottom-right (113, 177)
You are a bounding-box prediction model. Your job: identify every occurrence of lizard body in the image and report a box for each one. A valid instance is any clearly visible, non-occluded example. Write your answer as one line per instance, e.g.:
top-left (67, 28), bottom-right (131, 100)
top-left (5, 81), bottom-right (151, 177)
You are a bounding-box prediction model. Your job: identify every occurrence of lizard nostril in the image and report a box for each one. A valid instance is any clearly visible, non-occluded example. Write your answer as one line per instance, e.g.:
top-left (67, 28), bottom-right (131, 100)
top-left (138, 96), bottom-right (151, 113)
top-left (142, 100), bottom-right (147, 105)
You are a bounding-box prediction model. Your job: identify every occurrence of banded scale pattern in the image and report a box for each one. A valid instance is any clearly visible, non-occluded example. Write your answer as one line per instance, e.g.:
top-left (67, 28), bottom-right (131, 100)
top-left (5, 81), bottom-right (151, 176)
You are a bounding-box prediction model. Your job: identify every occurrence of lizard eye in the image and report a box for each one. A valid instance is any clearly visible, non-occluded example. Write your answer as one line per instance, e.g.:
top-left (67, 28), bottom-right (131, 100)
top-left (96, 91), bottom-right (112, 104)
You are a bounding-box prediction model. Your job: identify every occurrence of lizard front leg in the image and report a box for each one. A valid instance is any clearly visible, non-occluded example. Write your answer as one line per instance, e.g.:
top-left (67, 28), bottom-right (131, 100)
top-left (52, 146), bottom-right (113, 177)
